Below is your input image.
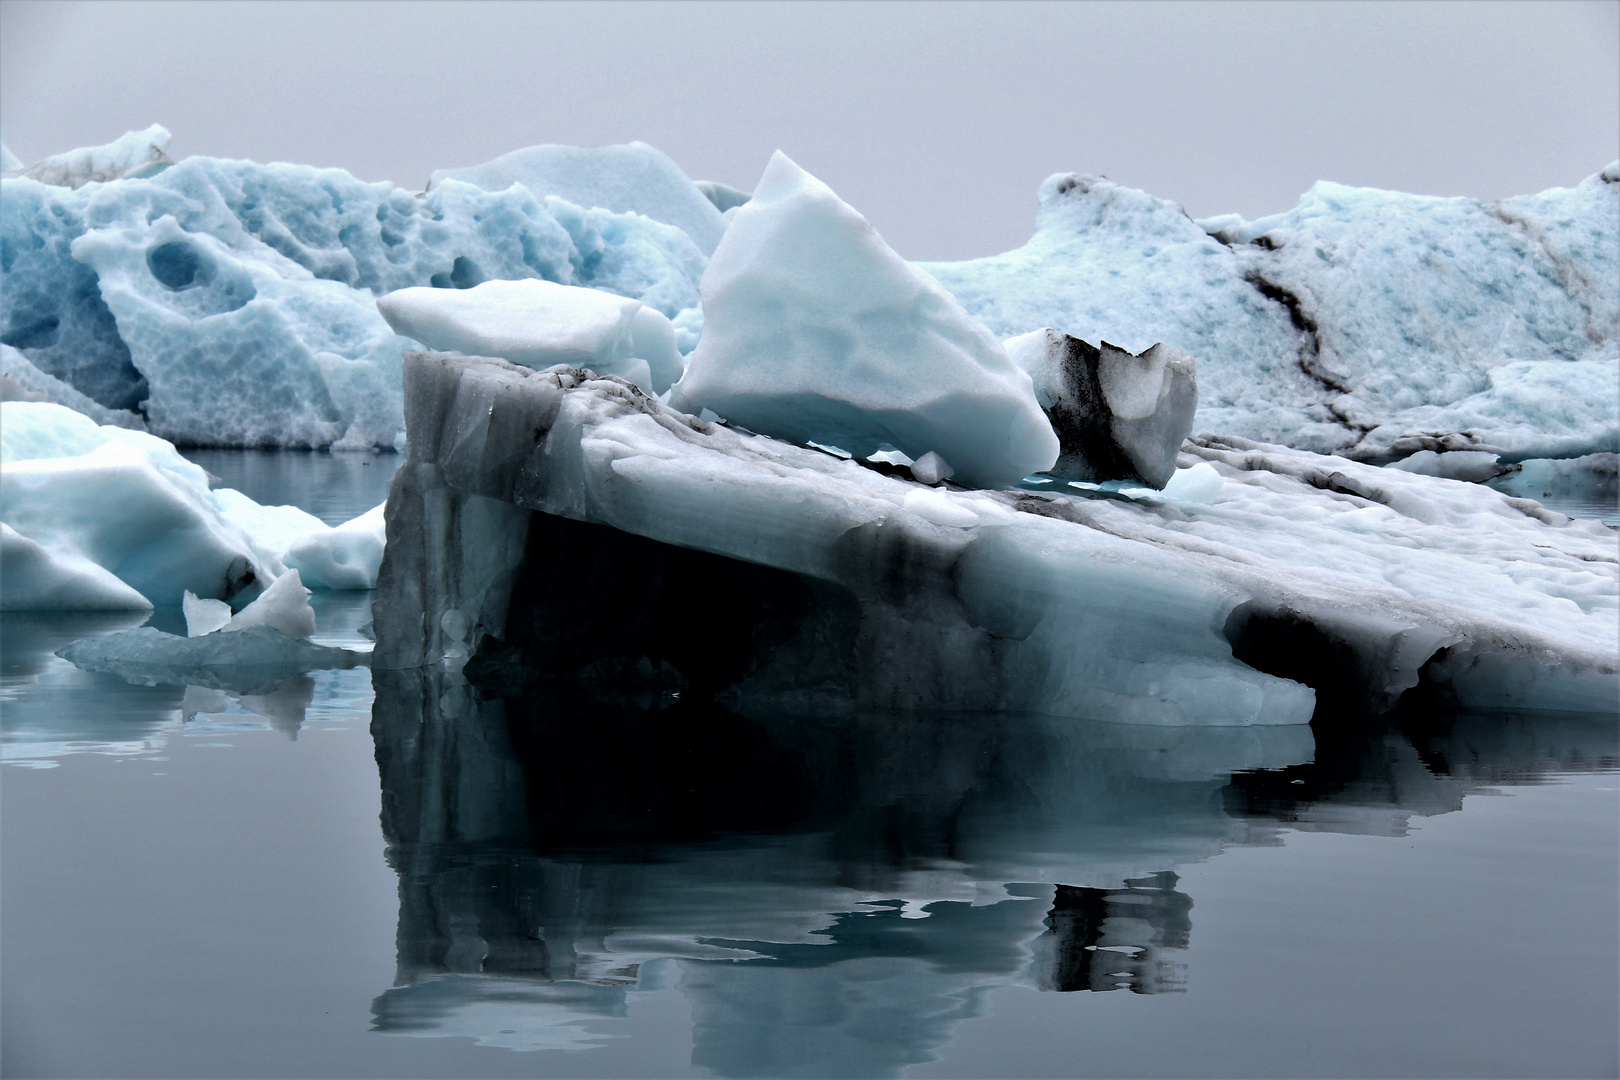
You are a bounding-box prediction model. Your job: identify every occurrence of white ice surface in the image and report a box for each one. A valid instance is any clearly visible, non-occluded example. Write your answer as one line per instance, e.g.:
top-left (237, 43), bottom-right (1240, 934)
top-left (282, 503), bottom-right (387, 590)
top-left (0, 402), bottom-right (387, 609)
top-left (222, 568), bottom-right (316, 639)
top-left (183, 590), bottom-right (232, 636)
top-left (377, 279), bottom-right (684, 394)
top-left (672, 152), bottom-right (1058, 489)
top-left (922, 167), bottom-right (1620, 462)
top-left (1, 522), bottom-right (152, 611)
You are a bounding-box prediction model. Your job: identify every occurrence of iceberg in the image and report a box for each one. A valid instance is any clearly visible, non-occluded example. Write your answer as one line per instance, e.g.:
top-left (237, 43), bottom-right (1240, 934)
top-left (1, 343), bottom-right (147, 428)
top-left (281, 503), bottom-right (387, 590)
top-left (372, 351), bottom-right (1616, 723)
top-left (56, 624), bottom-right (362, 695)
top-left (0, 401), bottom-right (389, 609)
top-left (1004, 329), bottom-right (1198, 488)
top-left (376, 279), bottom-right (685, 395)
top-left (4, 124), bottom-right (173, 189)
top-left (671, 152), bottom-right (1058, 490)
top-left (1, 522), bottom-right (152, 611)
top-left (922, 166), bottom-right (1620, 462)
top-left (1, 402), bottom-right (278, 608)
top-left (1, 130), bottom-right (707, 446)
top-left (430, 141), bottom-right (729, 256)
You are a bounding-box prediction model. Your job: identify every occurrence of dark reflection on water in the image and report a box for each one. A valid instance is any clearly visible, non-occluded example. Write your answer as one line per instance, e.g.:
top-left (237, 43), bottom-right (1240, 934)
top-left (366, 668), bottom-right (1616, 1072)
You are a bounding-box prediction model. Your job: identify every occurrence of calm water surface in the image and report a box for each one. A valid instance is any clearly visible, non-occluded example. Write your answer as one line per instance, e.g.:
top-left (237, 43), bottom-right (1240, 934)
top-left (2, 452), bottom-right (1616, 1078)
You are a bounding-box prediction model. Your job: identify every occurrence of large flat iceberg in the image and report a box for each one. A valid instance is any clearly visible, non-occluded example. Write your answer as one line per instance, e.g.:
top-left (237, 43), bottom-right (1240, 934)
top-left (371, 352), bottom-right (1616, 725)
top-left (671, 153), bottom-right (1058, 489)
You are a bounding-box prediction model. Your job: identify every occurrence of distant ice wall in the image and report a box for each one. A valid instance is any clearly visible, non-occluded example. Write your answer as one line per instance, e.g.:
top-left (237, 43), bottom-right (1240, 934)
top-left (922, 165), bottom-right (1620, 463)
top-left (1, 134), bottom-right (708, 448)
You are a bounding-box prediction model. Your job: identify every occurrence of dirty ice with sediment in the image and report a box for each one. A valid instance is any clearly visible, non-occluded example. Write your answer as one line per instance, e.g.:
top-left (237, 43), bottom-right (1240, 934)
top-left (1, 126), bottom-right (1615, 723)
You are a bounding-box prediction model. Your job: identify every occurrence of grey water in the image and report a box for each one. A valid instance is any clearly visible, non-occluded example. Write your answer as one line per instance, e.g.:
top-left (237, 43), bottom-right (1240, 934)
top-left (2, 452), bottom-right (1616, 1079)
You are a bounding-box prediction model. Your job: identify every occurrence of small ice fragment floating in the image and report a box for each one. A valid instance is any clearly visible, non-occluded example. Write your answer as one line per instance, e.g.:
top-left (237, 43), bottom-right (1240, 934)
top-left (57, 625), bottom-right (363, 695)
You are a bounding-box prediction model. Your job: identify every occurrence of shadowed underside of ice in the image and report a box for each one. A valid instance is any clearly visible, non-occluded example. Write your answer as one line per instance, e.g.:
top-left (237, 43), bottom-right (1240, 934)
top-left (1, 132), bottom-right (707, 447)
top-left (56, 624), bottom-right (362, 694)
top-left (671, 152), bottom-right (1058, 489)
top-left (0, 401), bottom-right (386, 609)
top-left (922, 166), bottom-right (1620, 463)
top-left (373, 352), bottom-right (1618, 724)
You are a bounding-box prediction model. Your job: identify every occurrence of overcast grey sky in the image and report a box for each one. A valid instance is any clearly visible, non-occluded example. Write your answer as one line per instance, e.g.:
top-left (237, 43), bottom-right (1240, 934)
top-left (2, 0), bottom-right (1616, 261)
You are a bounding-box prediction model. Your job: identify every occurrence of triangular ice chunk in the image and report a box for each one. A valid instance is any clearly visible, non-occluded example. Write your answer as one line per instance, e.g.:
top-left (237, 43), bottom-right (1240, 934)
top-left (671, 152), bottom-right (1058, 490)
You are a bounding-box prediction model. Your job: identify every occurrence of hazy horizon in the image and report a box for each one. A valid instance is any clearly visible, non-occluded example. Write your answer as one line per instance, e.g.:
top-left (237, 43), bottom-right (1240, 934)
top-left (2, 0), bottom-right (1616, 261)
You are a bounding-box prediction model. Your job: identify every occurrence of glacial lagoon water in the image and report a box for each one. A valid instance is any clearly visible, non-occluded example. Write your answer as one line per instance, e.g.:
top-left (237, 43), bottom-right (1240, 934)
top-left (2, 451), bottom-right (1616, 1079)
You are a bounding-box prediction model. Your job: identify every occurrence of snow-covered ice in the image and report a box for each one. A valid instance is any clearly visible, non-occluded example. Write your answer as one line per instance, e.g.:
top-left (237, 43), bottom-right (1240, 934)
top-left (371, 351), bottom-right (1617, 724)
top-left (1004, 329), bottom-right (1197, 488)
top-left (377, 279), bottom-right (684, 395)
top-left (671, 152), bottom-right (1058, 489)
top-left (0, 401), bottom-right (387, 609)
top-left (922, 166), bottom-right (1620, 462)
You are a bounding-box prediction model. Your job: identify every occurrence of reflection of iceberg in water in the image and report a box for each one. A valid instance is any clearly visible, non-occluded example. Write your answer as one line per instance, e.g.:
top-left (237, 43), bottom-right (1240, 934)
top-left (367, 667), bottom-right (1304, 1068)
top-left (1, 595), bottom-right (377, 766)
top-left (368, 669), bottom-right (1616, 1074)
